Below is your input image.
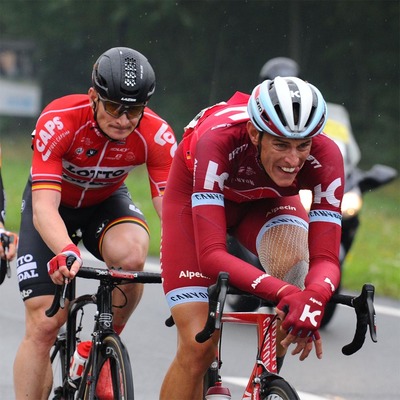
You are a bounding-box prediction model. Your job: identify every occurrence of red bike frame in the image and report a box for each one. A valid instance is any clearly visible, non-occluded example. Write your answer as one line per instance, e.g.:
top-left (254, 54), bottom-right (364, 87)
top-left (219, 306), bottom-right (279, 399)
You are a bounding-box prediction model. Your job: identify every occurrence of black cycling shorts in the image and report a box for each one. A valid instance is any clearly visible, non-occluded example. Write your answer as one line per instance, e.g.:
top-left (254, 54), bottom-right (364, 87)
top-left (17, 179), bottom-right (149, 301)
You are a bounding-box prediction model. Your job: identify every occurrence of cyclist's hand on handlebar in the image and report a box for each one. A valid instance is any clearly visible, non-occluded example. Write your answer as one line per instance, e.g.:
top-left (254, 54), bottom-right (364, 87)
top-left (0, 230), bottom-right (19, 261)
top-left (276, 289), bottom-right (326, 339)
top-left (47, 244), bottom-right (82, 285)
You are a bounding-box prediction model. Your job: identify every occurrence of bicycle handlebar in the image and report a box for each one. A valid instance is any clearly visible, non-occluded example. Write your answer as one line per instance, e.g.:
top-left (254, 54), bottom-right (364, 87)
top-left (195, 272), bottom-right (230, 344)
top-left (45, 259), bottom-right (161, 318)
top-left (195, 272), bottom-right (377, 356)
top-left (330, 284), bottom-right (377, 355)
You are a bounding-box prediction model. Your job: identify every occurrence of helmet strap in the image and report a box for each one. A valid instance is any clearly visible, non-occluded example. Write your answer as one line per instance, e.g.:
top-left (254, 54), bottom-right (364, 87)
top-left (256, 131), bottom-right (269, 178)
top-left (257, 131), bottom-right (264, 160)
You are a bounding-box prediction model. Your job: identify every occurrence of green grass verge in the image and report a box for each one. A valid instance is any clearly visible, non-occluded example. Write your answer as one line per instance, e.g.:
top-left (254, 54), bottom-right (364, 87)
top-left (341, 180), bottom-right (400, 299)
top-left (1, 135), bottom-right (399, 299)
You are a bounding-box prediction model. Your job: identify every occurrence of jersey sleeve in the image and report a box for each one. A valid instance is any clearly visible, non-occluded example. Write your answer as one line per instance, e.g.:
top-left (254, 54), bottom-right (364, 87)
top-left (190, 123), bottom-right (290, 301)
top-left (142, 110), bottom-right (177, 198)
top-left (302, 134), bottom-right (345, 297)
top-left (31, 104), bottom-right (76, 194)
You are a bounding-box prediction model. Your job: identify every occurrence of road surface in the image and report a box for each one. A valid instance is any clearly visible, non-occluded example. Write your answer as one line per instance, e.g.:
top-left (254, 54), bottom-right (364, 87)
top-left (1, 254), bottom-right (399, 399)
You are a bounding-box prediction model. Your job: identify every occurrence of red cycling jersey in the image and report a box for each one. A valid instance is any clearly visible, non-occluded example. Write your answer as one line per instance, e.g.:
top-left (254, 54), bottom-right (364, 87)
top-left (31, 94), bottom-right (177, 208)
top-left (162, 91), bottom-right (344, 305)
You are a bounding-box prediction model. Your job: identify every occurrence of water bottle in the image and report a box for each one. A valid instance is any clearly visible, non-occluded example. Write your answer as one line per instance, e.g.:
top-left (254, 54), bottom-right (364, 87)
top-left (205, 381), bottom-right (232, 399)
top-left (68, 341), bottom-right (91, 387)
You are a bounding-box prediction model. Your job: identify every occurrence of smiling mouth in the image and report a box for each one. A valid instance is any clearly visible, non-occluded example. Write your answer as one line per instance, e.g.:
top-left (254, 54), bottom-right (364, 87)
top-left (280, 166), bottom-right (296, 173)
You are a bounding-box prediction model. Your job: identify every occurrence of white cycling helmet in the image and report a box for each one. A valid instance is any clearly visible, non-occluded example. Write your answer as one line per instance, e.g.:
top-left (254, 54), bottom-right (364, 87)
top-left (247, 76), bottom-right (327, 138)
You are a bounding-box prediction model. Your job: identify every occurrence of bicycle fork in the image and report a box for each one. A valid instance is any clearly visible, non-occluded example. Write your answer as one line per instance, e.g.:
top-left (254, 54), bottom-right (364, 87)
top-left (208, 308), bottom-right (280, 399)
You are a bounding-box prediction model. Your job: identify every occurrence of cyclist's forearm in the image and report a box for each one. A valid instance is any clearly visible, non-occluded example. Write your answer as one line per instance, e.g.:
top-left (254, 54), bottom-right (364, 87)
top-left (152, 196), bottom-right (163, 219)
top-left (305, 259), bottom-right (340, 301)
top-left (32, 193), bottom-right (72, 254)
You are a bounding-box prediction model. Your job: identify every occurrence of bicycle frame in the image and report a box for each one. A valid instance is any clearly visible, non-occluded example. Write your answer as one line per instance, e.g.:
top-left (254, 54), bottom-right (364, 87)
top-left (220, 305), bottom-right (281, 399)
top-left (198, 271), bottom-right (377, 400)
top-left (48, 264), bottom-right (161, 399)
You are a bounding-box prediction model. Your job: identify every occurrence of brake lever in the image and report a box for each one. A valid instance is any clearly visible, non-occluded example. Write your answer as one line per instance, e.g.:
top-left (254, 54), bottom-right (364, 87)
top-left (45, 255), bottom-right (76, 317)
top-left (195, 272), bottom-right (229, 343)
top-left (59, 255), bottom-right (76, 309)
top-left (364, 284), bottom-right (377, 343)
top-left (342, 283), bottom-right (377, 355)
top-left (60, 279), bottom-right (68, 309)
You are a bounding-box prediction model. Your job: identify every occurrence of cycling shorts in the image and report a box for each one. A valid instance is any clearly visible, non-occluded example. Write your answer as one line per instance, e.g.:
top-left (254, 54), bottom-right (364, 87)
top-left (17, 178), bottom-right (149, 301)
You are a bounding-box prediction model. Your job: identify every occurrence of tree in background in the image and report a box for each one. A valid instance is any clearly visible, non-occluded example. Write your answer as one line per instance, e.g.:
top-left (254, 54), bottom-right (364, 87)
top-left (0, 0), bottom-right (398, 168)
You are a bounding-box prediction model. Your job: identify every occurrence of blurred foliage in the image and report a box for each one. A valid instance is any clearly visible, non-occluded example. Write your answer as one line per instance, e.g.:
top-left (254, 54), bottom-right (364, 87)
top-left (0, 0), bottom-right (399, 169)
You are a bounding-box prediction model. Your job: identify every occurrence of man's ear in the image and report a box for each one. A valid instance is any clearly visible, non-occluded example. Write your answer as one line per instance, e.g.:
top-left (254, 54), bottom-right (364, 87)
top-left (88, 87), bottom-right (97, 102)
top-left (247, 121), bottom-right (260, 146)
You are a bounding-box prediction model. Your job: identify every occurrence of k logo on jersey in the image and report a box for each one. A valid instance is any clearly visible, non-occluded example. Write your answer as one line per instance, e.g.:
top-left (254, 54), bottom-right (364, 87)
top-left (203, 160), bottom-right (229, 191)
top-left (313, 178), bottom-right (342, 207)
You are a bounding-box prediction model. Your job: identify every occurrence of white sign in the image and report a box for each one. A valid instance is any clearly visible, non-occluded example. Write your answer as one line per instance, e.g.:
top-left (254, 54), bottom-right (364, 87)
top-left (0, 78), bottom-right (41, 117)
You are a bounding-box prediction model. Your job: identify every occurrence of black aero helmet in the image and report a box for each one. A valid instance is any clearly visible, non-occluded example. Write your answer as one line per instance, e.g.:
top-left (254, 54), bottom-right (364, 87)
top-left (259, 57), bottom-right (300, 81)
top-left (92, 47), bottom-right (156, 105)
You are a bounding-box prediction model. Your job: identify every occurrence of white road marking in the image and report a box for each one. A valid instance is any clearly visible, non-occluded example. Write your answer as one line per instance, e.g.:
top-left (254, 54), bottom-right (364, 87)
top-left (373, 304), bottom-right (400, 318)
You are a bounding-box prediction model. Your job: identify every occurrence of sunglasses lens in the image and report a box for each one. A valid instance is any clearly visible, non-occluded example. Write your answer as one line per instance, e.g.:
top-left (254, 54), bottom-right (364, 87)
top-left (99, 95), bottom-right (143, 119)
top-left (125, 106), bottom-right (144, 119)
top-left (103, 101), bottom-right (121, 117)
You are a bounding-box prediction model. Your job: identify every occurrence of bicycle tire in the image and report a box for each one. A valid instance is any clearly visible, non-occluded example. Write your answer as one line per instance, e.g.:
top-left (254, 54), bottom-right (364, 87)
top-left (83, 333), bottom-right (134, 400)
top-left (260, 376), bottom-right (300, 400)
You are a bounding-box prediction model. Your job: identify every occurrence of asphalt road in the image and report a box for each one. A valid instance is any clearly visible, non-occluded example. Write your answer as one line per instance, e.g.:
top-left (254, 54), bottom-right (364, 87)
top-left (1, 254), bottom-right (399, 399)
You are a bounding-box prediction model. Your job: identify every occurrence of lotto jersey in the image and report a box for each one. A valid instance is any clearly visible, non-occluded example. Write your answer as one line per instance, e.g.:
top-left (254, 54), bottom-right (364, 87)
top-left (31, 94), bottom-right (177, 208)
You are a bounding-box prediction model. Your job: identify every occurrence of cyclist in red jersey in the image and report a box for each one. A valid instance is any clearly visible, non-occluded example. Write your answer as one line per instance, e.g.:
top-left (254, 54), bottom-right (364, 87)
top-left (160, 77), bottom-right (344, 399)
top-left (13, 47), bottom-right (177, 400)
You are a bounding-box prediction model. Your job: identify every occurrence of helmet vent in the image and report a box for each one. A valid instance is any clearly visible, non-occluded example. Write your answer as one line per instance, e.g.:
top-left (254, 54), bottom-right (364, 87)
top-left (305, 106), bottom-right (316, 128)
top-left (123, 57), bottom-right (137, 87)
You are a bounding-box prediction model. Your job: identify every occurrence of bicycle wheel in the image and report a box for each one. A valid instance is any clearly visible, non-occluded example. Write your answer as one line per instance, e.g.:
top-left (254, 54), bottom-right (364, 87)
top-left (83, 333), bottom-right (134, 400)
top-left (260, 376), bottom-right (300, 400)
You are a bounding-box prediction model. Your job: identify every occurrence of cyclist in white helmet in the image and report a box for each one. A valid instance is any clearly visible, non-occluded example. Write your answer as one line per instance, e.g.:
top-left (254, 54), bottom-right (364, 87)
top-left (160, 77), bottom-right (344, 399)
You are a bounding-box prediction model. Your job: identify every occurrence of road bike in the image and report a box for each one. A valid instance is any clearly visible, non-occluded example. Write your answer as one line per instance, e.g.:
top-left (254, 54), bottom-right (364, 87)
top-left (197, 271), bottom-right (377, 399)
top-left (47, 258), bottom-right (161, 400)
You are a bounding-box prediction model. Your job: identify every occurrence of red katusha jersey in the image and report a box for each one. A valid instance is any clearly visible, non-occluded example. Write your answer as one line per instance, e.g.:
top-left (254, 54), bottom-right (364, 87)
top-left (184, 92), bottom-right (344, 208)
top-left (31, 94), bottom-right (177, 208)
top-left (181, 92), bottom-right (344, 282)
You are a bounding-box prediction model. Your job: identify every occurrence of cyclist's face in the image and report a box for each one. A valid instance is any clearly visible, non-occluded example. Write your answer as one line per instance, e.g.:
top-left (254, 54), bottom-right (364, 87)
top-left (88, 88), bottom-right (143, 140)
top-left (247, 122), bottom-right (312, 187)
